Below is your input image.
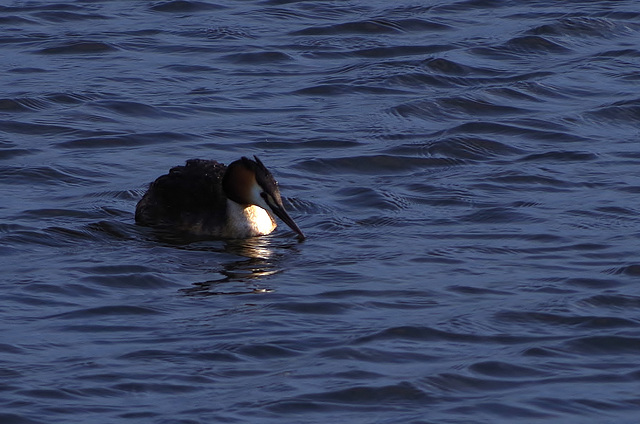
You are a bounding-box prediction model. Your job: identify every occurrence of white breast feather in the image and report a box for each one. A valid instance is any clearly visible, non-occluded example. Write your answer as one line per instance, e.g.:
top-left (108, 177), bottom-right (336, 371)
top-left (226, 201), bottom-right (276, 237)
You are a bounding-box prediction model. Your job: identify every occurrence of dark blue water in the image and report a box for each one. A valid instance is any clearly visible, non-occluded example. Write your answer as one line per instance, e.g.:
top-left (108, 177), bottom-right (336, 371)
top-left (2, 1), bottom-right (640, 423)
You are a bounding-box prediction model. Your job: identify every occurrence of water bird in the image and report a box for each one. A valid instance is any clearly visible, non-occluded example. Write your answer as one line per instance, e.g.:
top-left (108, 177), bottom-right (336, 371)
top-left (135, 156), bottom-right (304, 239)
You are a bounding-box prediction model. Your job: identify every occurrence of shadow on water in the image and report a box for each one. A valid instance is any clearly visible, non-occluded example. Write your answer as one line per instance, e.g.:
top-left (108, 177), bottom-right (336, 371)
top-left (132, 226), bottom-right (299, 296)
top-left (181, 237), bottom-right (300, 296)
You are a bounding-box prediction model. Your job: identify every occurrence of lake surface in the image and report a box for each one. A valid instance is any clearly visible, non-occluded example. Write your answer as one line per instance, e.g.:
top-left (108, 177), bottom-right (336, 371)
top-left (2, 1), bottom-right (640, 423)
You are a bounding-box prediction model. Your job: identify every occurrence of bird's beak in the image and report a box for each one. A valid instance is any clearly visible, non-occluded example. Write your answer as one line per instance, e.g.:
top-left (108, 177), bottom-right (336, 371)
top-left (267, 199), bottom-right (305, 239)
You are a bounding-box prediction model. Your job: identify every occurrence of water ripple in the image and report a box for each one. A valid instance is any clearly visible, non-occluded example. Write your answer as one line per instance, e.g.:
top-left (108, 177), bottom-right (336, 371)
top-left (150, 1), bottom-right (226, 13)
top-left (300, 155), bottom-right (465, 175)
top-left (36, 41), bottom-right (118, 55)
top-left (267, 382), bottom-right (431, 412)
top-left (291, 18), bottom-right (451, 36)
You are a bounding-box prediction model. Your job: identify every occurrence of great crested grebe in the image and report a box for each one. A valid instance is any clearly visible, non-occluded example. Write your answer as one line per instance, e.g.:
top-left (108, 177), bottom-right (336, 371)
top-left (135, 156), bottom-right (304, 239)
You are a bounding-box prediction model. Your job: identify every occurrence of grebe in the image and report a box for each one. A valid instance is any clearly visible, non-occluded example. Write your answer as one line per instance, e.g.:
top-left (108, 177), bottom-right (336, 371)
top-left (135, 156), bottom-right (304, 239)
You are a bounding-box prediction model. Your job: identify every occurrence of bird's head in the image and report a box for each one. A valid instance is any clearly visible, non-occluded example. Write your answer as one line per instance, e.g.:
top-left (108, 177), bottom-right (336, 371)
top-left (223, 156), bottom-right (304, 239)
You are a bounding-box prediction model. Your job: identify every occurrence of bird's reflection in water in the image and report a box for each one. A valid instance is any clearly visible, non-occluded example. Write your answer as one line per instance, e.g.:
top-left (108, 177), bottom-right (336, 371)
top-left (181, 236), bottom-right (294, 296)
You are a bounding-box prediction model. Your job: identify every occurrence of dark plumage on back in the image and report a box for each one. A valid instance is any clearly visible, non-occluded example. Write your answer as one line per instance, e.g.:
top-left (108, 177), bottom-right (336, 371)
top-left (135, 159), bottom-right (228, 231)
